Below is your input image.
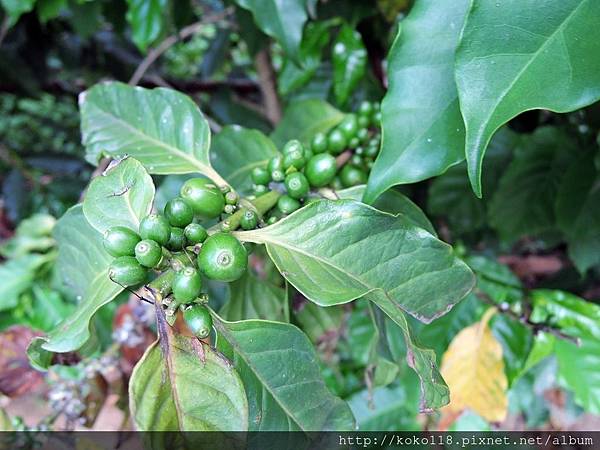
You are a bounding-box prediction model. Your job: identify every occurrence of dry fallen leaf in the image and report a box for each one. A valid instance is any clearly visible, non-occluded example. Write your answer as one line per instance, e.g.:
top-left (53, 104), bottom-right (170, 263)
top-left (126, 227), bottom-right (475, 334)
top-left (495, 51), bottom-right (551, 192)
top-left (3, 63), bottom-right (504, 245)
top-left (440, 308), bottom-right (508, 422)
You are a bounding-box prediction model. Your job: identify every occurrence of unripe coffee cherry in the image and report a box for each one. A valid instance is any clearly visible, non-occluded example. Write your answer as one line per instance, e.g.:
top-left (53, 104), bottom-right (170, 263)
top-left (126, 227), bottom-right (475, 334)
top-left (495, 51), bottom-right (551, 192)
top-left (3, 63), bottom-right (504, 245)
top-left (103, 226), bottom-right (141, 257)
top-left (198, 232), bottom-right (247, 282)
top-left (135, 239), bottom-right (163, 268)
top-left (109, 256), bottom-right (147, 286)
top-left (180, 178), bottom-right (225, 219)
top-left (173, 267), bottom-right (202, 303)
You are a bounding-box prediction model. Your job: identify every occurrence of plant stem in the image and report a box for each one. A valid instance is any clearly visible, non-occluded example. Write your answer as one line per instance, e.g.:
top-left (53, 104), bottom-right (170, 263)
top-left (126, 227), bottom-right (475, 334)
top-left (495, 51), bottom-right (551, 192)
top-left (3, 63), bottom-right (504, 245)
top-left (255, 48), bottom-right (282, 125)
top-left (209, 190), bottom-right (281, 233)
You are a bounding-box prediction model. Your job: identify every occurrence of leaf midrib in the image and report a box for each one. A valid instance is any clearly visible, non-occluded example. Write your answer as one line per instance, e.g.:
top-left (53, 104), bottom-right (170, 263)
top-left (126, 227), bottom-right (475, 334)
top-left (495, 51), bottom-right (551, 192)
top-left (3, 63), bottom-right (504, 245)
top-left (215, 322), bottom-right (311, 432)
top-left (91, 105), bottom-right (211, 173)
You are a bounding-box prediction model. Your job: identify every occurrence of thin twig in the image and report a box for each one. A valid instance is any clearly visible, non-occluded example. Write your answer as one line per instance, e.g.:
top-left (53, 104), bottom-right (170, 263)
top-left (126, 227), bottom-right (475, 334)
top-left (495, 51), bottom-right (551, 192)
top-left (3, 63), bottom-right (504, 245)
top-left (128, 9), bottom-right (232, 86)
top-left (475, 289), bottom-right (580, 345)
top-left (254, 48), bottom-right (282, 125)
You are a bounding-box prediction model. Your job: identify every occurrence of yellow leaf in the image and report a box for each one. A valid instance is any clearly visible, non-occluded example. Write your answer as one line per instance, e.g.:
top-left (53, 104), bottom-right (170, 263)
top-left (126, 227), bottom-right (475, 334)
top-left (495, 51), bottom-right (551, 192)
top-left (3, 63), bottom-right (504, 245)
top-left (440, 308), bottom-right (508, 422)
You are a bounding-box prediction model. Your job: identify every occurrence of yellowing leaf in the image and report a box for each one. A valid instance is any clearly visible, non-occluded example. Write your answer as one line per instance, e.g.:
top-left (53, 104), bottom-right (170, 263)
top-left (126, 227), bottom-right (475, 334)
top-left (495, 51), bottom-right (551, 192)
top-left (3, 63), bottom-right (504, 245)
top-left (440, 308), bottom-right (508, 422)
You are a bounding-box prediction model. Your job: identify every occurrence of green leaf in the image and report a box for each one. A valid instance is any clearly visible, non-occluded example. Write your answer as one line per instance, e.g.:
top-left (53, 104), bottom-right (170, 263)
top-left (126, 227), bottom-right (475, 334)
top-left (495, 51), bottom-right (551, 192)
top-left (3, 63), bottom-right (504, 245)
top-left (278, 20), bottom-right (335, 96)
top-left (36, 0), bottom-right (66, 22)
top-left (530, 289), bottom-right (600, 341)
top-left (80, 82), bottom-right (227, 185)
top-left (83, 157), bottom-right (155, 235)
top-left (130, 309), bottom-right (248, 431)
top-left (427, 127), bottom-right (519, 235)
top-left (219, 273), bottom-right (287, 322)
top-left (555, 151), bottom-right (600, 272)
top-left (0, 214), bottom-right (56, 259)
top-left (348, 384), bottom-right (419, 431)
top-left (210, 126), bottom-right (278, 193)
top-left (338, 185), bottom-right (435, 235)
top-left (215, 316), bottom-right (355, 431)
top-left (236, 200), bottom-right (474, 323)
top-left (467, 255), bottom-right (522, 304)
top-left (0, 0), bottom-right (36, 26)
top-left (488, 127), bottom-right (574, 243)
top-left (0, 254), bottom-right (50, 311)
top-left (234, 0), bottom-right (308, 62)
top-left (363, 0), bottom-right (470, 203)
top-left (455, 0), bottom-right (600, 196)
top-left (294, 302), bottom-right (344, 344)
top-left (372, 294), bottom-right (450, 411)
top-left (555, 336), bottom-right (600, 414)
top-left (39, 205), bottom-right (122, 353)
top-left (331, 24), bottom-right (367, 106)
top-left (26, 337), bottom-right (53, 371)
top-left (491, 314), bottom-right (533, 386)
top-left (30, 286), bottom-right (74, 332)
top-left (270, 99), bottom-right (344, 148)
top-left (126, 0), bottom-right (168, 51)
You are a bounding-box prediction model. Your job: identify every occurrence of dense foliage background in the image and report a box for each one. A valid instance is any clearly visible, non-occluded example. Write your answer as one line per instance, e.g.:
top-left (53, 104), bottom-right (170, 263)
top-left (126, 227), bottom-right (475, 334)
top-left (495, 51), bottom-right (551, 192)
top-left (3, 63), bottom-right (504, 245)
top-left (0, 0), bottom-right (599, 432)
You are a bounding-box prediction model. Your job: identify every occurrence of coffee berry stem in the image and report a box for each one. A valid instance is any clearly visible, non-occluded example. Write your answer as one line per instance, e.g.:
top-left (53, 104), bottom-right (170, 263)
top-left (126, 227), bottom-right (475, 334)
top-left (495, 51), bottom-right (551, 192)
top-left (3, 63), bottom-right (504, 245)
top-left (208, 190), bottom-right (281, 233)
top-left (335, 150), bottom-right (353, 169)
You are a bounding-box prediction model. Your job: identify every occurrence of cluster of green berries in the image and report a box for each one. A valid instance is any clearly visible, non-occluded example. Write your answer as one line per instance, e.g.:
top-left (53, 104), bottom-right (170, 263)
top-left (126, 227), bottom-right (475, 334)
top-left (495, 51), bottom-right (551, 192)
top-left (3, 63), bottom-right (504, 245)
top-left (103, 178), bottom-right (249, 339)
top-left (250, 100), bottom-right (381, 222)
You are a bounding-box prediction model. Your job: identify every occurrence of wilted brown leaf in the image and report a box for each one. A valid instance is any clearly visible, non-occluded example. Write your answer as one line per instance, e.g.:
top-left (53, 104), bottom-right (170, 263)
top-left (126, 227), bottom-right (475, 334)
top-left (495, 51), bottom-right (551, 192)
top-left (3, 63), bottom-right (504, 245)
top-left (0, 326), bottom-right (45, 397)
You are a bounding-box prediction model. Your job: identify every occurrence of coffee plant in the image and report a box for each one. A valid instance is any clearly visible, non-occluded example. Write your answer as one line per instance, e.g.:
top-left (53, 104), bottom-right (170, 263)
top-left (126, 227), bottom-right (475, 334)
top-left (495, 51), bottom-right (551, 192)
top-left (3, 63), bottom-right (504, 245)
top-left (1, 0), bottom-right (599, 435)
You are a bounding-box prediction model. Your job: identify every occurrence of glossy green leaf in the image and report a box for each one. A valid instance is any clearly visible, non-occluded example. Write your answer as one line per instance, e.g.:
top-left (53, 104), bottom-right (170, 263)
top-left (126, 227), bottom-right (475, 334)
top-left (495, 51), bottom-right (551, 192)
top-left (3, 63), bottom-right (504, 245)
top-left (455, 0), bottom-right (600, 196)
top-left (555, 151), bottom-right (600, 273)
top-left (211, 126), bottom-right (278, 193)
top-left (467, 255), bottom-right (522, 304)
top-left (80, 82), bottom-right (227, 185)
top-left (555, 337), bottom-right (600, 414)
top-left (332, 24), bottom-right (367, 106)
top-left (1, 0), bottom-right (36, 26)
top-left (363, 0), bottom-right (470, 204)
top-left (427, 127), bottom-right (519, 235)
top-left (236, 200), bottom-right (474, 323)
top-left (130, 310), bottom-right (248, 431)
top-left (530, 289), bottom-right (600, 341)
top-left (38, 205), bottom-right (122, 353)
top-left (270, 99), bottom-right (344, 148)
top-left (278, 21), bottom-right (334, 96)
top-left (83, 157), bottom-right (154, 235)
top-left (234, 0), bottom-right (307, 62)
top-left (0, 254), bottom-right (50, 311)
top-left (488, 127), bottom-right (574, 243)
top-left (491, 314), bottom-right (533, 386)
top-left (126, 0), bottom-right (167, 51)
top-left (215, 316), bottom-right (355, 431)
top-left (348, 384), bottom-right (419, 431)
top-left (338, 185), bottom-right (435, 235)
top-left (219, 273), bottom-right (287, 322)
top-left (36, 0), bottom-right (66, 22)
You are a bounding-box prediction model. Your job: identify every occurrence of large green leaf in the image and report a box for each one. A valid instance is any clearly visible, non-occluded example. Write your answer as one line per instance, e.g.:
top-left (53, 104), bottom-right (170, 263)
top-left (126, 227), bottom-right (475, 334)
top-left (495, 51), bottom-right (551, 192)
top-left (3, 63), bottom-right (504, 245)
top-left (219, 273), bottom-right (287, 322)
top-left (488, 127), bottom-right (574, 243)
top-left (130, 307), bottom-right (248, 432)
top-left (215, 316), bottom-right (355, 431)
top-left (294, 302), bottom-right (344, 345)
top-left (338, 185), bottom-right (435, 235)
top-left (234, 0), bottom-right (307, 62)
top-left (555, 151), bottom-right (600, 273)
top-left (80, 82), bottom-right (227, 185)
top-left (38, 205), bottom-right (122, 353)
top-left (332, 24), bottom-right (367, 106)
top-left (363, 0), bottom-right (470, 204)
top-left (83, 157), bottom-right (154, 235)
top-left (126, 0), bottom-right (167, 51)
top-left (270, 99), bottom-right (344, 148)
top-left (210, 126), bottom-right (278, 193)
top-left (236, 200), bottom-right (474, 323)
top-left (555, 337), bottom-right (600, 414)
top-left (455, 0), bottom-right (600, 196)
